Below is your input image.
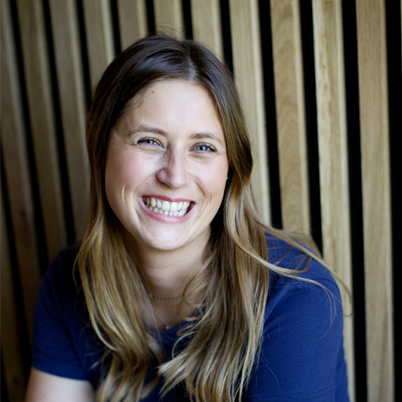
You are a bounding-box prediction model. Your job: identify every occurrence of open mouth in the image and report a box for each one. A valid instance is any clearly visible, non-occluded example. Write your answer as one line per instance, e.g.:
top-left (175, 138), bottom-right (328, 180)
top-left (143, 197), bottom-right (192, 216)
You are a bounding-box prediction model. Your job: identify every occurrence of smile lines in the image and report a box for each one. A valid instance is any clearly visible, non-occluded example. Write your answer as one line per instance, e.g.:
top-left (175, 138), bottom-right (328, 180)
top-left (144, 197), bottom-right (190, 216)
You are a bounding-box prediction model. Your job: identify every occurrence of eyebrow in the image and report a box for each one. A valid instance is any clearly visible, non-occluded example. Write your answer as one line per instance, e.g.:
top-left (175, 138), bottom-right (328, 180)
top-left (128, 125), bottom-right (166, 136)
top-left (127, 125), bottom-right (225, 146)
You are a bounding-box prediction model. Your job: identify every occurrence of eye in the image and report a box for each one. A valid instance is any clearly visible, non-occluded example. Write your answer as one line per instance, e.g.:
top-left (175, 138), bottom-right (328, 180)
top-left (193, 143), bottom-right (216, 152)
top-left (137, 138), bottom-right (160, 146)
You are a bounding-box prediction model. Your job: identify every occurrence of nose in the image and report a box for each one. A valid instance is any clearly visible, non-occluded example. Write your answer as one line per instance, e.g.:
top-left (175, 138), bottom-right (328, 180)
top-left (155, 149), bottom-right (190, 189)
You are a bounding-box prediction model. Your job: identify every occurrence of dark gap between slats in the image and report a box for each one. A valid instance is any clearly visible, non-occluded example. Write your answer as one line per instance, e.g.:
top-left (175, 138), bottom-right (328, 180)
top-left (42, 0), bottom-right (76, 246)
top-left (299, 0), bottom-right (322, 252)
top-left (145, 0), bottom-right (156, 35)
top-left (182, 0), bottom-right (193, 40)
top-left (258, 0), bottom-right (282, 229)
top-left (219, 0), bottom-right (233, 74)
top-left (110, 0), bottom-right (121, 55)
top-left (342, 0), bottom-right (367, 400)
top-left (1, 360), bottom-right (9, 402)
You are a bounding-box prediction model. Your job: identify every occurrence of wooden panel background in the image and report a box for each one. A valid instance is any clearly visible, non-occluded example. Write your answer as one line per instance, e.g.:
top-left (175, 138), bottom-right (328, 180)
top-left (1, 0), bottom-right (400, 401)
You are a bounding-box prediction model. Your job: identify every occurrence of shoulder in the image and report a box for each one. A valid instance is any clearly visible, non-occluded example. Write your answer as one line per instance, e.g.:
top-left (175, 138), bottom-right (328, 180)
top-left (35, 243), bottom-right (83, 323)
top-left (42, 244), bottom-right (82, 292)
top-left (44, 244), bottom-right (80, 280)
top-left (32, 244), bottom-right (103, 385)
top-left (265, 231), bottom-right (336, 285)
top-left (245, 233), bottom-right (348, 400)
top-left (263, 231), bottom-right (343, 338)
top-left (37, 245), bottom-right (82, 313)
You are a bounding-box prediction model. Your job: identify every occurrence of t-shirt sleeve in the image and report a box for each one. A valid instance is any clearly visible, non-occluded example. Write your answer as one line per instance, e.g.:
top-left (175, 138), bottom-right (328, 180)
top-left (245, 267), bottom-right (348, 401)
top-left (31, 249), bottom-right (89, 380)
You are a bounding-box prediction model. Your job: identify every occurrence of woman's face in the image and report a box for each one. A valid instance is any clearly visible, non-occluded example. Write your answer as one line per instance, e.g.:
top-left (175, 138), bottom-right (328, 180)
top-left (105, 79), bottom-right (229, 255)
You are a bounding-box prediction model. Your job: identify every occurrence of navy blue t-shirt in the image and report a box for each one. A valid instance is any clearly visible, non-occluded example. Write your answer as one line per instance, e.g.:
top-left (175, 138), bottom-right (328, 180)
top-left (32, 235), bottom-right (349, 401)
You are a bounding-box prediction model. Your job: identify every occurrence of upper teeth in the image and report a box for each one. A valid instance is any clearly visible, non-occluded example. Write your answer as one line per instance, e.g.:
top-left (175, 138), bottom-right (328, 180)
top-left (145, 197), bottom-right (190, 216)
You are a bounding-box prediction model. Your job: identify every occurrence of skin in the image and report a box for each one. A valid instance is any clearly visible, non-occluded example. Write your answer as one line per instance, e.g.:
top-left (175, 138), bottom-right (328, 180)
top-left (106, 79), bottom-right (229, 328)
top-left (25, 79), bottom-right (229, 401)
top-left (25, 368), bottom-right (95, 402)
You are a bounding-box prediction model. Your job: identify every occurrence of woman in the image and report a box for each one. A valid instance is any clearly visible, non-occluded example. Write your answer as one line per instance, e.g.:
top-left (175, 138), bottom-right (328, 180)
top-left (26, 35), bottom-right (349, 401)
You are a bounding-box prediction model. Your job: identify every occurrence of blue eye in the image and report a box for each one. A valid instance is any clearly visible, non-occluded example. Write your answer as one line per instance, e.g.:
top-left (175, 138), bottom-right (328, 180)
top-left (194, 144), bottom-right (216, 152)
top-left (137, 138), bottom-right (159, 146)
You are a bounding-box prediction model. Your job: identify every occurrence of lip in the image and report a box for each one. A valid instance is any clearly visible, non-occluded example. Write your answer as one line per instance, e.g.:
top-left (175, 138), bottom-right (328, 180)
top-left (140, 196), bottom-right (195, 223)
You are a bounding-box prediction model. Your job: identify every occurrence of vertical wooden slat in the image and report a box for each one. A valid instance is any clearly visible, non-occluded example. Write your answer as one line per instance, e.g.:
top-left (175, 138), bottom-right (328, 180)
top-left (49, 0), bottom-right (89, 240)
top-left (117, 0), bottom-right (148, 50)
top-left (83, 0), bottom-right (115, 88)
top-left (229, 0), bottom-right (270, 224)
top-left (2, 0), bottom-right (42, 335)
top-left (270, 0), bottom-right (310, 234)
top-left (0, 191), bottom-right (27, 402)
top-left (356, 1), bottom-right (394, 401)
top-left (190, 0), bottom-right (223, 59)
top-left (312, 1), bottom-right (355, 400)
top-left (1, 190), bottom-right (27, 402)
top-left (15, 0), bottom-right (66, 261)
top-left (153, 0), bottom-right (183, 35)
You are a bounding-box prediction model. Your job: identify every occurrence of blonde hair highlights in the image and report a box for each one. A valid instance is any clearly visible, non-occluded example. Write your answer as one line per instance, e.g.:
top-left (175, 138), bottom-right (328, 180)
top-left (76, 35), bottom-right (336, 402)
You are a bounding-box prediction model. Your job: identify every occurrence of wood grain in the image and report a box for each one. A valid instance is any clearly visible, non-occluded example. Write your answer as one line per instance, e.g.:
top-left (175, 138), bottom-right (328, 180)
top-left (15, 0), bottom-right (66, 262)
top-left (356, 0), bottom-right (394, 400)
top-left (83, 0), bottom-right (115, 88)
top-left (153, 0), bottom-right (183, 36)
top-left (190, 0), bottom-right (223, 59)
top-left (117, 0), bottom-right (148, 50)
top-left (270, 0), bottom-right (310, 234)
top-left (1, 2), bottom-right (34, 386)
top-left (1, 1), bottom-right (397, 399)
top-left (49, 0), bottom-right (89, 240)
top-left (1, 190), bottom-right (28, 402)
top-left (312, 0), bottom-right (355, 399)
top-left (229, 0), bottom-right (270, 224)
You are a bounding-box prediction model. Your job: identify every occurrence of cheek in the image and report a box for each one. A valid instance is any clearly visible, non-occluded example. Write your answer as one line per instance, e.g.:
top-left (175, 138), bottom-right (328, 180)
top-left (203, 163), bottom-right (229, 202)
top-left (105, 154), bottom-right (135, 211)
top-left (105, 152), bottom-right (144, 188)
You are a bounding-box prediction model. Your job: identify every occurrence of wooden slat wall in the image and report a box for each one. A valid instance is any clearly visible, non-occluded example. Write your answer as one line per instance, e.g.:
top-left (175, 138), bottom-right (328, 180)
top-left (270, 0), bottom-right (310, 233)
top-left (154, 0), bottom-right (184, 35)
top-left (1, 0), bottom-right (42, 336)
top-left (356, 0), bottom-right (394, 400)
top-left (49, 0), bottom-right (89, 239)
top-left (1, 1), bottom-right (399, 401)
top-left (83, 0), bottom-right (115, 88)
top-left (190, 0), bottom-right (223, 59)
top-left (312, 0), bottom-right (355, 400)
top-left (15, 0), bottom-right (67, 261)
top-left (117, 0), bottom-right (148, 50)
top-left (229, 0), bottom-right (270, 224)
top-left (1, 192), bottom-right (27, 402)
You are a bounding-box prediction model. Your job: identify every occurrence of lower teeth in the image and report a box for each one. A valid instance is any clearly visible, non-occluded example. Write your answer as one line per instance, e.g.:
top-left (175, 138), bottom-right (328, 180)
top-left (148, 206), bottom-right (186, 216)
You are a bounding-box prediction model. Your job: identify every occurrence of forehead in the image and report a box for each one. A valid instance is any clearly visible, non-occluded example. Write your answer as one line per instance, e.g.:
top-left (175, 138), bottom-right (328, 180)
top-left (119, 79), bottom-right (225, 136)
top-left (129, 79), bottom-right (215, 108)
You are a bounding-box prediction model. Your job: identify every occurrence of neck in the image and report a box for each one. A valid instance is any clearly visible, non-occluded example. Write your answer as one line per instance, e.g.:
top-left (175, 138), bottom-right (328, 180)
top-left (125, 230), bottom-right (210, 299)
top-left (126, 234), bottom-right (209, 331)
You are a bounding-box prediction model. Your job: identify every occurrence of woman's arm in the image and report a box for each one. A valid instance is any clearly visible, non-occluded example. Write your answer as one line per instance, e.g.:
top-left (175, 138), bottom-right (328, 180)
top-left (25, 367), bottom-right (95, 402)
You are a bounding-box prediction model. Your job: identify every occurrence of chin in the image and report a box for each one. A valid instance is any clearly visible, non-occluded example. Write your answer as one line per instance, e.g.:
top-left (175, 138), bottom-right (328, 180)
top-left (130, 231), bottom-right (188, 252)
top-left (144, 240), bottom-right (189, 253)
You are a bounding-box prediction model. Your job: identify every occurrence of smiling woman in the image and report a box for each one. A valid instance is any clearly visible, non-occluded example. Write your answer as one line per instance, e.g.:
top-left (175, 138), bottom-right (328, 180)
top-left (25, 35), bottom-right (349, 402)
top-left (105, 80), bottom-right (229, 254)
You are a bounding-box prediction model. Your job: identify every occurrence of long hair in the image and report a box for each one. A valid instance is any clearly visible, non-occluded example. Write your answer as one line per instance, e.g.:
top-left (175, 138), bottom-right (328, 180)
top-left (77, 35), bottom-right (323, 402)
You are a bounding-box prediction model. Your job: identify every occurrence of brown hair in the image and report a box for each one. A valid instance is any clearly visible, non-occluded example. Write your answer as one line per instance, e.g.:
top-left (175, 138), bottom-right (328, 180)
top-left (78, 34), bottom-right (320, 402)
